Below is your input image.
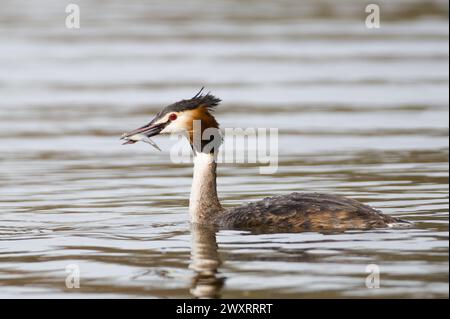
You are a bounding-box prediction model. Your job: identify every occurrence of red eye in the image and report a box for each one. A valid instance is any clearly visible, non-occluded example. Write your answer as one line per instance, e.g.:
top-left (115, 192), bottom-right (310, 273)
top-left (169, 113), bottom-right (177, 121)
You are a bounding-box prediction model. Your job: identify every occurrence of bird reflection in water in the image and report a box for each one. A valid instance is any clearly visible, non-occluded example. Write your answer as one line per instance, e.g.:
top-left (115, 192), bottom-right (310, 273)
top-left (189, 225), bottom-right (225, 298)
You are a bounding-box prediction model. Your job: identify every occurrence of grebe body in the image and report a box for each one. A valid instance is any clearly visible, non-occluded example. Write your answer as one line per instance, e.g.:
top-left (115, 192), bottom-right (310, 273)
top-left (121, 90), bottom-right (408, 232)
top-left (217, 192), bottom-right (399, 232)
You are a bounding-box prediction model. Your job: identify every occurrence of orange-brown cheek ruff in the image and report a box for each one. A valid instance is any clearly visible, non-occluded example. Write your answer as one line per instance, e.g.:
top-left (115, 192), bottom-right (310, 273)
top-left (180, 106), bottom-right (220, 150)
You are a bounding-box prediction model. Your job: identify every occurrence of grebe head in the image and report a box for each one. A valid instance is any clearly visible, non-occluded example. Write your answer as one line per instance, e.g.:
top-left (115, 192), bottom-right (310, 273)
top-left (121, 88), bottom-right (221, 150)
top-left (121, 89), bottom-right (224, 223)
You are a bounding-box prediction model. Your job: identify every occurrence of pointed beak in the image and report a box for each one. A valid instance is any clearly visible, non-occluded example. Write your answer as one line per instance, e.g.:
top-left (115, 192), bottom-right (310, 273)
top-left (120, 120), bottom-right (168, 143)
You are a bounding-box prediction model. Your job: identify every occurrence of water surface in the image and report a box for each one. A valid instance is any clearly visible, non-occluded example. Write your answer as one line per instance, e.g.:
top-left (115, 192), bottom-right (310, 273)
top-left (0, 0), bottom-right (448, 298)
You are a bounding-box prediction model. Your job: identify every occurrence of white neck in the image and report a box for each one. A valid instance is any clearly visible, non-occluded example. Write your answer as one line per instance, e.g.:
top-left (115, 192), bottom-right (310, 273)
top-left (189, 152), bottom-right (222, 224)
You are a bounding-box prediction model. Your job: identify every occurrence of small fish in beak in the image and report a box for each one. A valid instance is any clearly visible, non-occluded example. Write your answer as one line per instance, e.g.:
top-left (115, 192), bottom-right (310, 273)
top-left (120, 120), bottom-right (169, 151)
top-left (120, 133), bottom-right (162, 151)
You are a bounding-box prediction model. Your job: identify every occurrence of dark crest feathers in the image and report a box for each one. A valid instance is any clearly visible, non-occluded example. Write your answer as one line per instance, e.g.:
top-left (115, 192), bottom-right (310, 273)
top-left (158, 88), bottom-right (221, 117)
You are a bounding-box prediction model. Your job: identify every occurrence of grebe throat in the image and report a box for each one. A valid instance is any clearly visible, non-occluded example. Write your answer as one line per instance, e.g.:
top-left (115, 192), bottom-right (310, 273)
top-left (189, 152), bottom-right (222, 223)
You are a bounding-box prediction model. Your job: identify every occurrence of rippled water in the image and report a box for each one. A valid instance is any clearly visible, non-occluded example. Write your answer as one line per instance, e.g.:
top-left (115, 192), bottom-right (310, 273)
top-left (0, 0), bottom-right (448, 298)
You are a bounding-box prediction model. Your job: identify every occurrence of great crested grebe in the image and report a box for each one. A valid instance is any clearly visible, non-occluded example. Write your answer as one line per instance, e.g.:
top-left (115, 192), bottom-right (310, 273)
top-left (121, 89), bottom-right (408, 232)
